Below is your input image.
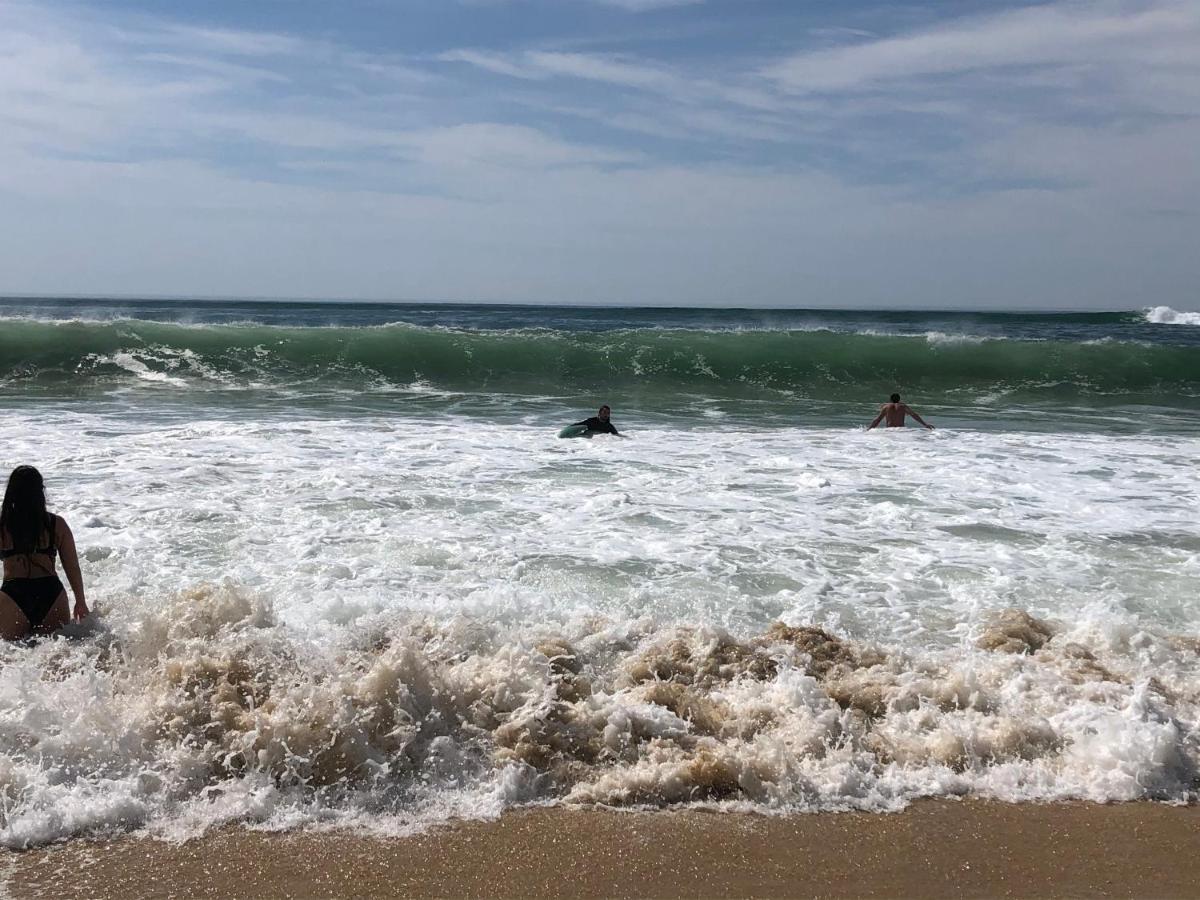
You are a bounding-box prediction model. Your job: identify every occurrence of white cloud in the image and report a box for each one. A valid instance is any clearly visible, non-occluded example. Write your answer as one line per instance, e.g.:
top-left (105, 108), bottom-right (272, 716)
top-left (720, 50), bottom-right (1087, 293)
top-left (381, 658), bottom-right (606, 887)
top-left (439, 46), bottom-right (792, 147)
top-left (134, 52), bottom-right (292, 85)
top-left (438, 49), bottom-right (541, 80)
top-left (462, 0), bottom-right (702, 9)
top-left (0, 0), bottom-right (1197, 307)
top-left (525, 50), bottom-right (677, 90)
top-left (767, 0), bottom-right (1200, 94)
top-left (592, 0), bottom-right (703, 10)
top-left (442, 48), bottom-right (781, 112)
top-left (152, 24), bottom-right (314, 58)
top-left (400, 122), bottom-right (639, 169)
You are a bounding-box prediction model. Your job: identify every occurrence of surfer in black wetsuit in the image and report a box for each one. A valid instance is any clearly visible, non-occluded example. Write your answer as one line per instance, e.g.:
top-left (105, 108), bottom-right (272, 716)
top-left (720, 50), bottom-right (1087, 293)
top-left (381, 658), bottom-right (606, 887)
top-left (573, 405), bottom-right (622, 436)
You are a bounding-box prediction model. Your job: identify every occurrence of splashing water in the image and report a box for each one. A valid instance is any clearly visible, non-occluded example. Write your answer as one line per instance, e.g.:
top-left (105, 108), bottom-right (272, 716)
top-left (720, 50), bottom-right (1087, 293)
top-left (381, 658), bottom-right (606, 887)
top-left (0, 406), bottom-right (1196, 848)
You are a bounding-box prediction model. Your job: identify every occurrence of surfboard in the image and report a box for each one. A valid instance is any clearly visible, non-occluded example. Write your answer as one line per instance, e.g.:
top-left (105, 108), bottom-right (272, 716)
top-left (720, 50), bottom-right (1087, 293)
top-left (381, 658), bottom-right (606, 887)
top-left (557, 424), bottom-right (591, 439)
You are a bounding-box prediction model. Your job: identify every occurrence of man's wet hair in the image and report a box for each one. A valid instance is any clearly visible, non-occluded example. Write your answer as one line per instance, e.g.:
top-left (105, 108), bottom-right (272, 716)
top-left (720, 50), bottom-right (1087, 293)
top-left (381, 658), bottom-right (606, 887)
top-left (890, 393), bottom-right (901, 403)
top-left (599, 405), bottom-right (611, 414)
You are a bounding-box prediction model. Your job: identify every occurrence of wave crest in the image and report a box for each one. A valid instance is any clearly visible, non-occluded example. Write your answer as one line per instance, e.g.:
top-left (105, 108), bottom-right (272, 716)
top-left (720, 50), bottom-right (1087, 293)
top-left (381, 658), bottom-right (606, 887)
top-left (1, 318), bottom-right (1199, 404)
top-left (1145, 306), bottom-right (1200, 326)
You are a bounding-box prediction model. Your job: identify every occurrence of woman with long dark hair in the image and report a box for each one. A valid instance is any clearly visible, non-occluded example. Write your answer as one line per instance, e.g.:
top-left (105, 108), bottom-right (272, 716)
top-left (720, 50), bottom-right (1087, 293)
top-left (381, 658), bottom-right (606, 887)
top-left (0, 466), bottom-right (88, 639)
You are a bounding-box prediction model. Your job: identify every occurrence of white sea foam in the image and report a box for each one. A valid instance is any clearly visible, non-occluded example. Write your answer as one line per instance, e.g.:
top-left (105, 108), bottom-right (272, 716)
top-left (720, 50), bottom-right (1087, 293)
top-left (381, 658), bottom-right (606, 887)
top-left (106, 352), bottom-right (191, 387)
top-left (0, 411), bottom-right (1197, 847)
top-left (1144, 306), bottom-right (1200, 326)
top-left (87, 348), bottom-right (242, 389)
top-left (923, 331), bottom-right (989, 345)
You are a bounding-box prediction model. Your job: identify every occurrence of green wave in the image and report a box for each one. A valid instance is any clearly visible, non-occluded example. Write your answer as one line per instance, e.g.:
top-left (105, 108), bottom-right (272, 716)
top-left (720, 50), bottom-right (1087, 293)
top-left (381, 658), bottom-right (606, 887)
top-left (1, 318), bottom-right (1197, 405)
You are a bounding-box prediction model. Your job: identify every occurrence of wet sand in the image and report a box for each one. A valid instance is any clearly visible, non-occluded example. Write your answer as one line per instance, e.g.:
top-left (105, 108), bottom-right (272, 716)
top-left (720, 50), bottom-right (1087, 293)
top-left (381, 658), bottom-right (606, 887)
top-left (4, 801), bottom-right (1197, 899)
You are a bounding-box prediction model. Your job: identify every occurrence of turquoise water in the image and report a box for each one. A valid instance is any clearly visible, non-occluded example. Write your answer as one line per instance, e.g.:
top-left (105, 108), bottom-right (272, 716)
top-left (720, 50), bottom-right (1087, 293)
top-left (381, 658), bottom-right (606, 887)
top-left (2, 298), bottom-right (1199, 432)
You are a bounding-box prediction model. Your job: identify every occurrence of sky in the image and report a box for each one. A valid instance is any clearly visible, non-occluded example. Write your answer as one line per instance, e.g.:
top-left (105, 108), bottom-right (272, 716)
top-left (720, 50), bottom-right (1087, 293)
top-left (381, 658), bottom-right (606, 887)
top-left (0, 0), bottom-right (1197, 308)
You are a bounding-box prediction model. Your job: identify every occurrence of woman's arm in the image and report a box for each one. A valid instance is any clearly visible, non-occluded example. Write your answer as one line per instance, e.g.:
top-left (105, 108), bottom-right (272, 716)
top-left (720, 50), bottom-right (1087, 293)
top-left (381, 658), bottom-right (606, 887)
top-left (56, 517), bottom-right (89, 621)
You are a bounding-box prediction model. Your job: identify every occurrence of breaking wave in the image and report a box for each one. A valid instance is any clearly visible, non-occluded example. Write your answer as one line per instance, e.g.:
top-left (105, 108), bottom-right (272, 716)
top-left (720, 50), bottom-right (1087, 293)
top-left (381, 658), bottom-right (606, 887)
top-left (1, 317), bottom-right (1199, 405)
top-left (1, 588), bottom-right (1195, 849)
top-left (1145, 306), bottom-right (1200, 326)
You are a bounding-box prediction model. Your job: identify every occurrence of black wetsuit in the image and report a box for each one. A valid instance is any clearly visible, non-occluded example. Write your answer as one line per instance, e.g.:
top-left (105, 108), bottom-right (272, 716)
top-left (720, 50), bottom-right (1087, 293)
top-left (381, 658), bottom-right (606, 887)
top-left (1, 515), bottom-right (64, 627)
top-left (574, 417), bottom-right (619, 436)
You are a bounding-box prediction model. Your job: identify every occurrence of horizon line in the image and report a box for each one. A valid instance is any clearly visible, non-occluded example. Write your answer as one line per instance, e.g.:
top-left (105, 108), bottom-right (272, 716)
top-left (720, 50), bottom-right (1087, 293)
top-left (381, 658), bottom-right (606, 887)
top-left (0, 293), bottom-right (1166, 316)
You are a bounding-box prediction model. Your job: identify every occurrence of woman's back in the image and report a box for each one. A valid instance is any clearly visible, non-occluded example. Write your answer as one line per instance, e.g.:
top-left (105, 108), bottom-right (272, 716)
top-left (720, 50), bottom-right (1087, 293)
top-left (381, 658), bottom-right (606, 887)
top-left (0, 466), bottom-right (88, 638)
top-left (1, 514), bottom-right (59, 579)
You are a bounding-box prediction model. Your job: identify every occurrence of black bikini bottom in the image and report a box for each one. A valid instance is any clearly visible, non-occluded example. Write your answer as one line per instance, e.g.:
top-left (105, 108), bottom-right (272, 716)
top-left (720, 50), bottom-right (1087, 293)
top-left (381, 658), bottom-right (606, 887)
top-left (2, 576), bottom-right (65, 627)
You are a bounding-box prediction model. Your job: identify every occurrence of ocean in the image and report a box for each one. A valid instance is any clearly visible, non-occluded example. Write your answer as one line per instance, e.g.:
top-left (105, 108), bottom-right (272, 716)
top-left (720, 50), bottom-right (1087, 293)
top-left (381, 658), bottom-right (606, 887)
top-left (0, 298), bottom-right (1197, 847)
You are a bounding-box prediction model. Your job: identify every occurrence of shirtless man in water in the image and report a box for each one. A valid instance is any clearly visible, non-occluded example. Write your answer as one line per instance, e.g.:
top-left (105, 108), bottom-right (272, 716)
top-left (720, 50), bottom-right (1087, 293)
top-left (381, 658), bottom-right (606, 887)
top-left (867, 393), bottom-right (934, 430)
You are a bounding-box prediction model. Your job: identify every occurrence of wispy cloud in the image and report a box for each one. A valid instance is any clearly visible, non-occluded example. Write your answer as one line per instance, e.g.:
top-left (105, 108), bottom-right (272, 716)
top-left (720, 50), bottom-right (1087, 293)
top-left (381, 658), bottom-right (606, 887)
top-left (439, 49), bottom-right (539, 80)
top-left (766, 1), bottom-right (1200, 94)
top-left (0, 0), bottom-right (1196, 306)
top-left (151, 24), bottom-right (314, 58)
top-left (401, 122), bottom-right (639, 169)
top-left (442, 47), bottom-right (778, 109)
top-left (593, 0), bottom-right (703, 10)
top-left (462, 0), bottom-right (702, 9)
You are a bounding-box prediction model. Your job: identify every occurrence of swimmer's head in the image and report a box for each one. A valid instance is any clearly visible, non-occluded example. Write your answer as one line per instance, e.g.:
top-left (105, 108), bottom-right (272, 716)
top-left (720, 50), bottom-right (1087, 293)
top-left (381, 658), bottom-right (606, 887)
top-left (890, 393), bottom-right (901, 403)
top-left (598, 405), bottom-right (611, 420)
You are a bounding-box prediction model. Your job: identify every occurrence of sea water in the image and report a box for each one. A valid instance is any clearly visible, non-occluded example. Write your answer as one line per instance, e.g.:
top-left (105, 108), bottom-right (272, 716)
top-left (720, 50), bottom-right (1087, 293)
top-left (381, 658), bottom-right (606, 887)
top-left (0, 299), bottom-right (1196, 847)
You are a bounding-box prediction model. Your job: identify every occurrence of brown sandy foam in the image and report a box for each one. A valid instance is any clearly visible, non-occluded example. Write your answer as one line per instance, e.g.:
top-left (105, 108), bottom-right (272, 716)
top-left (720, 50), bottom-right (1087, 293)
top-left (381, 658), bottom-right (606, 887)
top-left (4, 802), bottom-right (1198, 899)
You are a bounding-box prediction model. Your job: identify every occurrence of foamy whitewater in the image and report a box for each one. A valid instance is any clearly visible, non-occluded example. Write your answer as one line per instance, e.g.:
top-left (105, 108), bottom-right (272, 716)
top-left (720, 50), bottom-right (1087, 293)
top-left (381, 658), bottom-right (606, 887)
top-left (0, 300), bottom-right (1197, 848)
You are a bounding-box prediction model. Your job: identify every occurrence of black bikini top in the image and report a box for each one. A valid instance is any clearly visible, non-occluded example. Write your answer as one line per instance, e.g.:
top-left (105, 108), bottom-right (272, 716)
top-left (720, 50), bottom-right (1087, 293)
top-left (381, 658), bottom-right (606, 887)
top-left (0, 515), bottom-right (58, 559)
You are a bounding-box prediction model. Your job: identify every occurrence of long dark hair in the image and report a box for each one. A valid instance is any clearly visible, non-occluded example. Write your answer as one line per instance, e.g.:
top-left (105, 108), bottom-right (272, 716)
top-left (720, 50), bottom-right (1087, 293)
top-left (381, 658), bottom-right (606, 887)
top-left (1, 466), bottom-right (52, 554)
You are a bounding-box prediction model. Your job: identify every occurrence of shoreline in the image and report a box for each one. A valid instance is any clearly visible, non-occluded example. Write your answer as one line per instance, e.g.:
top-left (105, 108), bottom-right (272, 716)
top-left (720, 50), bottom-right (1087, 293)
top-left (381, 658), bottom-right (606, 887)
top-left (5, 801), bottom-right (1198, 899)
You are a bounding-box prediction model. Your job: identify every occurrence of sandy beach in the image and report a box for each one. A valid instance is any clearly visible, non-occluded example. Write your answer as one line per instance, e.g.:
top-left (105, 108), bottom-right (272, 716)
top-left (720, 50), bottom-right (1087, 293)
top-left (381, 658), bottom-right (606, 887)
top-left (5, 801), bottom-right (1197, 899)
